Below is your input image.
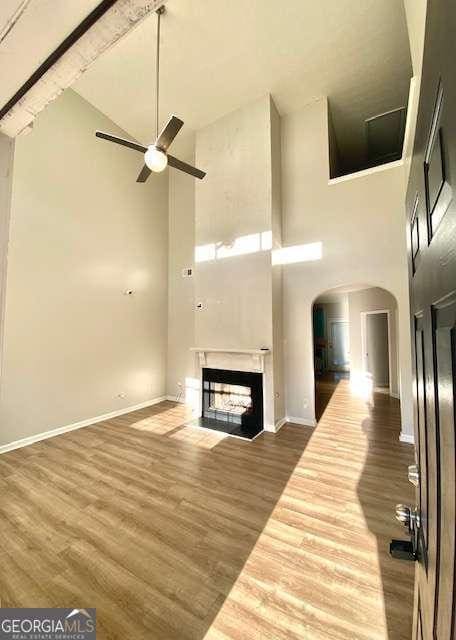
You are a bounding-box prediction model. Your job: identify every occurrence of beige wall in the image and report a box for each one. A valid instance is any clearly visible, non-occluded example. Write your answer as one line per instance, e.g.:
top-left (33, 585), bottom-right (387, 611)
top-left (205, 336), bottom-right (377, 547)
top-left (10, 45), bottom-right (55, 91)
top-left (348, 287), bottom-right (399, 395)
top-left (0, 90), bottom-right (168, 447)
top-left (281, 98), bottom-right (413, 435)
top-left (0, 133), bottom-right (14, 389)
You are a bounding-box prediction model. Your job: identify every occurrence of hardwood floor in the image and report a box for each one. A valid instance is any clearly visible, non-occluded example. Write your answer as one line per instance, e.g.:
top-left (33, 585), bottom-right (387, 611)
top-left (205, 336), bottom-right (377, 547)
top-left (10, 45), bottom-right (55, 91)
top-left (0, 378), bottom-right (415, 639)
top-left (315, 371), bottom-right (350, 420)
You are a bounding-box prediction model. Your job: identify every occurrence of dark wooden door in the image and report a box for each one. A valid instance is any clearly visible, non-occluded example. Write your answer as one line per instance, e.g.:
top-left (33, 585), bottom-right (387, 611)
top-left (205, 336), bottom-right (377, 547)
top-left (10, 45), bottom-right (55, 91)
top-left (406, 1), bottom-right (456, 638)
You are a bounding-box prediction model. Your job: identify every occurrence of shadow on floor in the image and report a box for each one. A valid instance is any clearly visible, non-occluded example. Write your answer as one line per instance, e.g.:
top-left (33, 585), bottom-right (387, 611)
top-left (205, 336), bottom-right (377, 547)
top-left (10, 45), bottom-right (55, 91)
top-left (314, 374), bottom-right (415, 639)
top-left (357, 393), bottom-right (416, 640)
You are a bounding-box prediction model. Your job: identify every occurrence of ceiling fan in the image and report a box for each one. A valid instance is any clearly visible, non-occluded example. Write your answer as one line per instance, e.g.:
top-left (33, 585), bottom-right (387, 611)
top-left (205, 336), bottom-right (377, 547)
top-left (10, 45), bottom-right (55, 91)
top-left (95, 5), bottom-right (205, 182)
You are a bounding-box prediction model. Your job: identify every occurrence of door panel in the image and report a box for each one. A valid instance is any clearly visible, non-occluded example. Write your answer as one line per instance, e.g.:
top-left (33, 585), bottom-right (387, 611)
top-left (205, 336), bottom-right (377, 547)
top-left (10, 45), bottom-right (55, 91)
top-left (433, 297), bottom-right (456, 639)
top-left (417, 604), bottom-right (423, 640)
top-left (415, 315), bottom-right (429, 559)
top-left (405, 1), bottom-right (456, 638)
top-left (415, 309), bottom-right (439, 640)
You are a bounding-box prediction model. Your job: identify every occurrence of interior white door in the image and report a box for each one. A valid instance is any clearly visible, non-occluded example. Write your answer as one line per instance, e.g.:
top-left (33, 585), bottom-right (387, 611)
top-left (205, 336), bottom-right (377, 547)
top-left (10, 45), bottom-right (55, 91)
top-left (329, 321), bottom-right (349, 370)
top-left (366, 312), bottom-right (389, 387)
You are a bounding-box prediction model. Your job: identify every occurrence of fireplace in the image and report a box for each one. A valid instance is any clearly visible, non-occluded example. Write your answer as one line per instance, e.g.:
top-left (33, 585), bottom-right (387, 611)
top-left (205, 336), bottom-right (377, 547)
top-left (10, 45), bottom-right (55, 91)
top-left (191, 368), bottom-right (263, 439)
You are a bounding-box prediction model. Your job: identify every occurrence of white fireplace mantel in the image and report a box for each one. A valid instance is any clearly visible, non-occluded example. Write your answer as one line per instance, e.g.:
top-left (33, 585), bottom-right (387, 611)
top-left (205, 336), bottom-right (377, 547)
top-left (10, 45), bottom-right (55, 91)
top-left (190, 347), bottom-right (271, 373)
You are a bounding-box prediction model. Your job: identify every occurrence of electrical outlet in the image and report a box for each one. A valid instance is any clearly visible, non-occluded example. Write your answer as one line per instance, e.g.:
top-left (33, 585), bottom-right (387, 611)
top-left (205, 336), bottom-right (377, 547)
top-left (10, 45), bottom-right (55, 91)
top-left (182, 267), bottom-right (193, 277)
top-left (303, 398), bottom-right (309, 409)
top-left (116, 392), bottom-right (127, 399)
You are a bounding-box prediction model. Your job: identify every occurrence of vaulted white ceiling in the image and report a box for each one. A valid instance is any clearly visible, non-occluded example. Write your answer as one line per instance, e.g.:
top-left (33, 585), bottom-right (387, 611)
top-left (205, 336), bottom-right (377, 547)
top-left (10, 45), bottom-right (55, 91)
top-left (74, 0), bottom-right (412, 168)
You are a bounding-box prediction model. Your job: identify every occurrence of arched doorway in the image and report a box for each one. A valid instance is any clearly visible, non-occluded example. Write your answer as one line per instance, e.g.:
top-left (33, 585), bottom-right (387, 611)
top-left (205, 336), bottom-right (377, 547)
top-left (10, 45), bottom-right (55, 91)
top-left (312, 284), bottom-right (399, 422)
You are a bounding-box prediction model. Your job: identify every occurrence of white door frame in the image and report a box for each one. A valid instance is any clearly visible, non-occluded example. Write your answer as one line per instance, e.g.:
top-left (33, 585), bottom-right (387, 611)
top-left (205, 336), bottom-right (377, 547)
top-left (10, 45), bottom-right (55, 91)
top-left (360, 309), bottom-right (392, 395)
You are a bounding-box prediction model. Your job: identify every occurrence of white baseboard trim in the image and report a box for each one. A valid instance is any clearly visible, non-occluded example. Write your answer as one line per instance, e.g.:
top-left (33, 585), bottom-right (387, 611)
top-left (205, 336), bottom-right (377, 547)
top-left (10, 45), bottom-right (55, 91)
top-left (399, 432), bottom-right (415, 445)
top-left (273, 417), bottom-right (288, 433)
top-left (0, 396), bottom-right (167, 455)
top-left (286, 416), bottom-right (316, 428)
top-left (265, 416), bottom-right (315, 433)
top-left (166, 395), bottom-right (185, 403)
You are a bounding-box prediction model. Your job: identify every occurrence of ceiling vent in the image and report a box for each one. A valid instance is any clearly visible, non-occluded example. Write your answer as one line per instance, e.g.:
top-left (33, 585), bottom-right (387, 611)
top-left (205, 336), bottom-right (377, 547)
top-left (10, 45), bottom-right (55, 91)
top-left (365, 106), bottom-right (406, 167)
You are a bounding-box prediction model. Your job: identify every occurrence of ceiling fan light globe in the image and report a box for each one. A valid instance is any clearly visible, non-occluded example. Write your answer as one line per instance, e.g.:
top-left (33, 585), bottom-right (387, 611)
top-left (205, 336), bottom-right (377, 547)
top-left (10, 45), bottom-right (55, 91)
top-left (144, 146), bottom-right (168, 172)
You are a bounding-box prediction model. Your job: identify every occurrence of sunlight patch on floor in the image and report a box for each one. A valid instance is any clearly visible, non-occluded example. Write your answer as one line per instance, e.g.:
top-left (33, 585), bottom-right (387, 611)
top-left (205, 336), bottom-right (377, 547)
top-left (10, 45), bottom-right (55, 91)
top-left (200, 379), bottom-right (395, 639)
top-left (168, 425), bottom-right (227, 448)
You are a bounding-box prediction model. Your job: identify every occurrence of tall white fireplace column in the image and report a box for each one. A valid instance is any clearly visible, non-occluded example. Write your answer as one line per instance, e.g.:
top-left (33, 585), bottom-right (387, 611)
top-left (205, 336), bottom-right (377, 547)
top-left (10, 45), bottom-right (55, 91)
top-left (193, 95), bottom-right (284, 432)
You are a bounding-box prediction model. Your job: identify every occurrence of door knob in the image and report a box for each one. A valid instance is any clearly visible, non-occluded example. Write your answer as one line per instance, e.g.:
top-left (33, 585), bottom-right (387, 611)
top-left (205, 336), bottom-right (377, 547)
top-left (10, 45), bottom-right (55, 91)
top-left (408, 464), bottom-right (419, 487)
top-left (395, 504), bottom-right (412, 528)
top-left (395, 504), bottom-right (419, 534)
top-left (392, 504), bottom-right (420, 562)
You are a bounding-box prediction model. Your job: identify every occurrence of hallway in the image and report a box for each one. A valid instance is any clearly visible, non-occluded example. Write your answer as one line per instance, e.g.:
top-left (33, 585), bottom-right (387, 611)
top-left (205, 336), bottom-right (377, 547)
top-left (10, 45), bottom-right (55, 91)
top-left (0, 378), bottom-right (415, 639)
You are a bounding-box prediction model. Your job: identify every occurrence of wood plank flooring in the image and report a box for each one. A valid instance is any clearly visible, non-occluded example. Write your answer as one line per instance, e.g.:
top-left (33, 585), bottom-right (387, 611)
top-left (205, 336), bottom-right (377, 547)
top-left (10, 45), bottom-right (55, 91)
top-left (0, 377), bottom-right (415, 639)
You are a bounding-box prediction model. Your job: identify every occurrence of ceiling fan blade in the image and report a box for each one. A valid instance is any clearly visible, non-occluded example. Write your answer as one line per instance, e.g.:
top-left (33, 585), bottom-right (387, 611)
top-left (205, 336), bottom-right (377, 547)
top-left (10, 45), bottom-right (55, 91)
top-left (136, 164), bottom-right (152, 183)
top-left (167, 154), bottom-right (206, 179)
top-left (155, 116), bottom-right (184, 151)
top-left (95, 131), bottom-right (147, 154)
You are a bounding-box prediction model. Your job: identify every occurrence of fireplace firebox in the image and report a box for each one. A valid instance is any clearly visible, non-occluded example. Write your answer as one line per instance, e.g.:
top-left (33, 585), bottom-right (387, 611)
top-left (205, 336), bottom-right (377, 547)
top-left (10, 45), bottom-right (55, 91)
top-left (189, 368), bottom-right (263, 440)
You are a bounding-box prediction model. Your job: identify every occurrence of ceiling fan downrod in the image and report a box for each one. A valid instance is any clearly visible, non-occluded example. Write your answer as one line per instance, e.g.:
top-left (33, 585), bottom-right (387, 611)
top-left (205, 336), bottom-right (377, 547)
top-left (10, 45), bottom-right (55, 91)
top-left (94, 2), bottom-right (206, 181)
top-left (155, 5), bottom-right (165, 139)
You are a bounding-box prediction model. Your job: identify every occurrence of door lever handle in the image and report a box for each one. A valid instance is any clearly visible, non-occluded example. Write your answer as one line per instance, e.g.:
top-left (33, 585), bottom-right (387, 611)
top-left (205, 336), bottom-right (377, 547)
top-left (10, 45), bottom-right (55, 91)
top-left (408, 464), bottom-right (419, 487)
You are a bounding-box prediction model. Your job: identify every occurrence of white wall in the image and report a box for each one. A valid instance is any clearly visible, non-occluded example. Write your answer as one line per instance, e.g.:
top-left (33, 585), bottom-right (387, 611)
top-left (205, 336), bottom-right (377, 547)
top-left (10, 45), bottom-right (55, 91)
top-left (281, 98), bottom-right (413, 435)
top-left (166, 141), bottom-right (196, 401)
top-left (0, 133), bottom-right (14, 390)
top-left (0, 90), bottom-right (168, 447)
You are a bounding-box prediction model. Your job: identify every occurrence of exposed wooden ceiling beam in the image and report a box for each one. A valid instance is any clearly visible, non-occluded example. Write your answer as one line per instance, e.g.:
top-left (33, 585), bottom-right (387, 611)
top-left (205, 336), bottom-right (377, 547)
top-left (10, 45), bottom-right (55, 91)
top-left (0, 0), bottom-right (165, 137)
